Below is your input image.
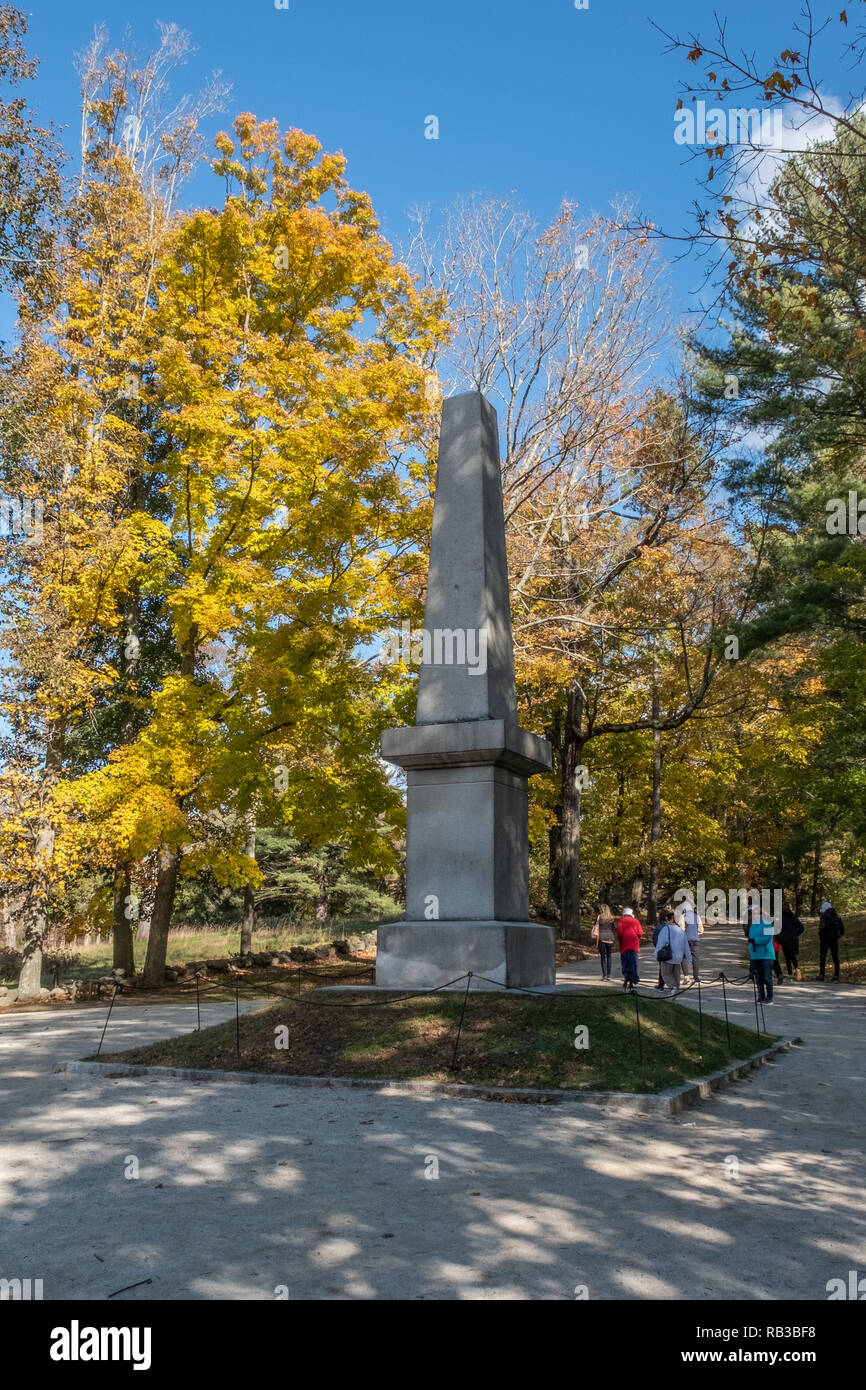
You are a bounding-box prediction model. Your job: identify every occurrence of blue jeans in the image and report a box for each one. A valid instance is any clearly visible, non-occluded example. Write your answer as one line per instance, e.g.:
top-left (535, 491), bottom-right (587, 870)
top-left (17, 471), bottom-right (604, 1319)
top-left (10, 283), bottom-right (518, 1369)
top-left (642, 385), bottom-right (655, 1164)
top-left (751, 958), bottom-right (773, 1001)
top-left (620, 949), bottom-right (639, 984)
top-left (599, 941), bottom-right (612, 976)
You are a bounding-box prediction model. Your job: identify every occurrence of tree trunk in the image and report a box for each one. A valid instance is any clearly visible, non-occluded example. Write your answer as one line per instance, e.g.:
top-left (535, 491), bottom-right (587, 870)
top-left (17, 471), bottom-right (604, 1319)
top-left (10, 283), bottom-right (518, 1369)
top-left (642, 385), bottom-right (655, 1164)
top-left (544, 713), bottom-right (563, 921)
top-left (18, 871), bottom-right (49, 999)
top-left (629, 816), bottom-right (650, 914)
top-left (604, 768), bottom-right (626, 904)
top-left (2, 894), bottom-right (17, 951)
top-left (142, 845), bottom-right (181, 987)
top-left (315, 868), bottom-right (330, 924)
top-left (240, 819), bottom-right (257, 955)
top-left (18, 719), bottom-right (64, 1001)
top-left (793, 855), bottom-right (803, 916)
top-left (546, 819), bottom-right (562, 920)
top-left (559, 683), bottom-right (584, 941)
top-left (112, 864), bottom-right (136, 976)
top-left (112, 606), bottom-right (140, 976)
top-left (647, 694), bottom-right (661, 925)
top-left (810, 841), bottom-right (821, 916)
top-left (140, 628), bottom-right (195, 986)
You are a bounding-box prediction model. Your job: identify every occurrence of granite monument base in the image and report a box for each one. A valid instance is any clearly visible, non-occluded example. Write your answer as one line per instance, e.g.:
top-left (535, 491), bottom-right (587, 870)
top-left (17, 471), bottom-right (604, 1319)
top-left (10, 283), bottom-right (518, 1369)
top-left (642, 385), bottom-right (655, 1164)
top-left (375, 919), bottom-right (556, 991)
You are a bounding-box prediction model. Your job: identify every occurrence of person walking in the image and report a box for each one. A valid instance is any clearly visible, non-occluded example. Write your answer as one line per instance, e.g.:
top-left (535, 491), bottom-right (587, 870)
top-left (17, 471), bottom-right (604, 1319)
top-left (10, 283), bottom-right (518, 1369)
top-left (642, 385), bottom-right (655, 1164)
top-left (653, 910), bottom-right (692, 997)
top-left (616, 905), bottom-right (643, 992)
top-left (593, 903), bottom-right (616, 980)
top-left (681, 901), bottom-right (704, 983)
top-left (748, 914), bottom-right (776, 1004)
top-left (779, 904), bottom-right (804, 979)
top-left (818, 901), bottom-right (845, 982)
top-left (772, 933), bottom-right (784, 984)
top-left (651, 911), bottom-right (669, 990)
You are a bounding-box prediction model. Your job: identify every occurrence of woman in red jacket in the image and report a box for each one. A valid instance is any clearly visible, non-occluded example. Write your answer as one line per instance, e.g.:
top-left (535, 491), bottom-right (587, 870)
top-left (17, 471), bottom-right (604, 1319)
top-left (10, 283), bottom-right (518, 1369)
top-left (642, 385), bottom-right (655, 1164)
top-left (616, 907), bottom-right (643, 992)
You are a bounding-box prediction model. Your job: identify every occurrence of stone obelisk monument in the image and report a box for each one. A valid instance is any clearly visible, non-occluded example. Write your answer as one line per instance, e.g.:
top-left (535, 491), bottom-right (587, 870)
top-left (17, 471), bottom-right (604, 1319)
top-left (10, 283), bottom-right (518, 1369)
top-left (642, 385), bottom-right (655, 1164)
top-left (377, 392), bottom-right (555, 989)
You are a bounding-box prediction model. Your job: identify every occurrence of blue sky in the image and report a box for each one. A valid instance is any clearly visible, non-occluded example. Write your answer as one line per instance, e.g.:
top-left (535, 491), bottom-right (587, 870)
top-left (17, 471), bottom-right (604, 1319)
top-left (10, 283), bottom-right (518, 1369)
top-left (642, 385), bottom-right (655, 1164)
top-left (19, 0), bottom-right (848, 328)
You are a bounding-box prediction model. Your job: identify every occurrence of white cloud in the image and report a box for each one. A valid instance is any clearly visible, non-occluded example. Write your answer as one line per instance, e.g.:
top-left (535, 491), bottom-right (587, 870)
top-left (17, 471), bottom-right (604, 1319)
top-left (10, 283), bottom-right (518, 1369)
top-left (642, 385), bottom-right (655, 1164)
top-left (731, 93), bottom-right (848, 207)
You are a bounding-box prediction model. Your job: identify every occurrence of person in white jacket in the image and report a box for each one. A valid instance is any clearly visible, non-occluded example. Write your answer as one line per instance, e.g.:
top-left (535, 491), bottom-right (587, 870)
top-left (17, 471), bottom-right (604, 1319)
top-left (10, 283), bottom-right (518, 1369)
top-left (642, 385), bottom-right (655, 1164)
top-left (680, 903), bottom-right (704, 982)
top-left (653, 910), bottom-right (693, 996)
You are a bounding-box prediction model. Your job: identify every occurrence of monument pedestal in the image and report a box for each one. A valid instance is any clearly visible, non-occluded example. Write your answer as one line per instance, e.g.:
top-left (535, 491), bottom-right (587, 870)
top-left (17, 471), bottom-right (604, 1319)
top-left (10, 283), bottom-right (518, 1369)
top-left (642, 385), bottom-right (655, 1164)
top-left (376, 920), bottom-right (555, 990)
top-left (378, 717), bottom-right (554, 990)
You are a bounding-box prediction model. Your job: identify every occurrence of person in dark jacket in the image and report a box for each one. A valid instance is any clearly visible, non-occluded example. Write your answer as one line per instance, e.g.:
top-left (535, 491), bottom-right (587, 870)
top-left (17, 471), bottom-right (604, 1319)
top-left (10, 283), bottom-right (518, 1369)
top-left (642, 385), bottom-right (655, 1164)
top-left (779, 905), bottom-right (805, 978)
top-left (818, 901), bottom-right (844, 982)
top-left (771, 933), bottom-right (784, 982)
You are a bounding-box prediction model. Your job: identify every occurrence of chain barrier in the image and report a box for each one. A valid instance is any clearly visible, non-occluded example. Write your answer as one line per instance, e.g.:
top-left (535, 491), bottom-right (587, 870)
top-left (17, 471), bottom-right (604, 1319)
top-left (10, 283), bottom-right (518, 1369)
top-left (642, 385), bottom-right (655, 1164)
top-left (92, 957), bottom-right (781, 1062)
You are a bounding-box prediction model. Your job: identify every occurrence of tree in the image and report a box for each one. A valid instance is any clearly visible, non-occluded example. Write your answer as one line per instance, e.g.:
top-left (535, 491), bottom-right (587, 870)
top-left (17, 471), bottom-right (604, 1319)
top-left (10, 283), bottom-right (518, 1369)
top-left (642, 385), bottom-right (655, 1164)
top-left (408, 198), bottom-right (746, 934)
top-left (0, 5), bottom-right (60, 296)
top-left (408, 195), bottom-right (669, 518)
top-left (173, 826), bottom-right (400, 929)
top-left (514, 384), bottom-right (766, 935)
top-left (685, 108), bottom-right (866, 887)
top-left (0, 24), bottom-right (221, 997)
top-left (63, 115), bottom-right (446, 987)
top-left (67, 25), bottom-right (227, 977)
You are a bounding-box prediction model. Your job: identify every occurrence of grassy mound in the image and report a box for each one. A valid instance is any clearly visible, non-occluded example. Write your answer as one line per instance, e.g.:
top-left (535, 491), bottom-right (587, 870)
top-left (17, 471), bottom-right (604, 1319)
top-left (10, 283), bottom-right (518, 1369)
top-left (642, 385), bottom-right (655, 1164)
top-left (92, 988), bottom-right (774, 1093)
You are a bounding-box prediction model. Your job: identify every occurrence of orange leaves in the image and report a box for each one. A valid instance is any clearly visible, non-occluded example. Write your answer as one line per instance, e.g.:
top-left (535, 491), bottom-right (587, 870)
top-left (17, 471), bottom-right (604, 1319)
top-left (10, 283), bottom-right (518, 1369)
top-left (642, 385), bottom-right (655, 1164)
top-left (763, 71), bottom-right (793, 97)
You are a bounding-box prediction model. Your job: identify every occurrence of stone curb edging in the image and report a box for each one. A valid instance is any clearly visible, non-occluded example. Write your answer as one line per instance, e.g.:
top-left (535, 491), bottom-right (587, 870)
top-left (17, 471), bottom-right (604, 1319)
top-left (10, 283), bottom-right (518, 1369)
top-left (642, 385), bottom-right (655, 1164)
top-left (56, 1036), bottom-right (801, 1114)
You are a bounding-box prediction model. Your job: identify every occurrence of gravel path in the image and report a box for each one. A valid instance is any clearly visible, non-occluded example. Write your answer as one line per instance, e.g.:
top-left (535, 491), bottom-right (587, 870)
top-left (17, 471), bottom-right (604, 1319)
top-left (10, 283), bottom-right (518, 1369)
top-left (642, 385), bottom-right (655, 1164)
top-left (0, 925), bottom-right (862, 1300)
